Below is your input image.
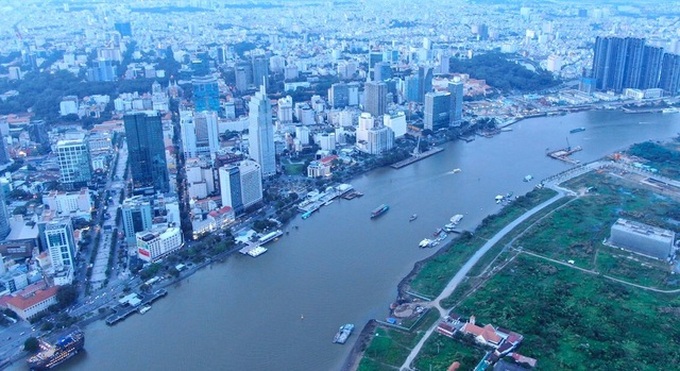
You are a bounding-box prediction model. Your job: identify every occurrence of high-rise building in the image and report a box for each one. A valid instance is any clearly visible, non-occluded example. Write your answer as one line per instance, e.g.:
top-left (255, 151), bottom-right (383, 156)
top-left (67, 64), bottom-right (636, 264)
top-left (124, 112), bottom-right (169, 193)
top-left (592, 36), bottom-right (664, 92)
top-left (122, 196), bottom-right (153, 244)
top-left (448, 80), bottom-right (464, 125)
top-left (347, 82), bottom-right (360, 106)
top-left (277, 96), bottom-right (293, 125)
top-left (404, 74), bottom-right (421, 102)
top-left (418, 66), bottom-right (433, 103)
top-left (659, 53), bottom-right (680, 94)
top-left (114, 22), bottom-right (132, 37)
top-left (44, 219), bottom-right (76, 271)
top-left (329, 83), bottom-right (350, 108)
top-left (235, 63), bottom-right (251, 92)
top-left (86, 59), bottom-right (117, 82)
top-left (192, 75), bottom-right (220, 112)
top-left (56, 138), bottom-right (91, 190)
top-left (248, 85), bottom-right (276, 177)
top-left (355, 113), bottom-right (394, 155)
top-left (383, 112), bottom-right (407, 139)
top-left (640, 46), bottom-right (664, 90)
top-left (252, 56), bottom-right (270, 90)
top-left (368, 52), bottom-right (383, 79)
top-left (179, 110), bottom-right (197, 158)
top-left (136, 226), bottom-right (183, 262)
top-left (424, 92), bottom-right (452, 131)
top-left (0, 135), bottom-right (10, 165)
top-left (364, 81), bottom-right (388, 118)
top-left (195, 111), bottom-right (220, 157)
top-left (0, 188), bottom-right (9, 239)
top-left (219, 165), bottom-right (244, 215)
top-left (374, 62), bottom-right (392, 82)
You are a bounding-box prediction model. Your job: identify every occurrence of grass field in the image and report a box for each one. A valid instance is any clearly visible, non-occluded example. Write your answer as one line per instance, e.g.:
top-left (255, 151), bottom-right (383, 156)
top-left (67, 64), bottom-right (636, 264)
top-left (407, 188), bottom-right (557, 298)
top-left (357, 310), bottom-right (440, 371)
top-left (454, 254), bottom-right (680, 370)
top-left (413, 333), bottom-right (484, 371)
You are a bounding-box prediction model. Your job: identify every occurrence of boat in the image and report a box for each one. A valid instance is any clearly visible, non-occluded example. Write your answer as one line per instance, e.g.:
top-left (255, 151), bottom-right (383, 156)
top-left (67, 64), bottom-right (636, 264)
top-left (301, 211), bottom-right (312, 220)
top-left (409, 214), bottom-right (418, 222)
top-left (443, 223), bottom-right (457, 232)
top-left (258, 230), bottom-right (283, 245)
top-left (433, 228), bottom-right (443, 237)
top-left (570, 127), bottom-right (586, 134)
top-left (333, 324), bottom-right (355, 344)
top-left (449, 214), bottom-right (464, 225)
top-left (27, 329), bottom-right (85, 370)
top-left (523, 175), bottom-right (533, 182)
top-left (139, 305), bottom-right (151, 314)
top-left (452, 168), bottom-right (462, 173)
top-left (419, 239), bottom-right (432, 248)
top-left (370, 204), bottom-right (389, 219)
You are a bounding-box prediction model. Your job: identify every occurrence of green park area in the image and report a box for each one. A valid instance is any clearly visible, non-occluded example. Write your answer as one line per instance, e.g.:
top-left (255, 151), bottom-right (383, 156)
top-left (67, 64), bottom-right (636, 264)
top-left (280, 158), bottom-right (306, 176)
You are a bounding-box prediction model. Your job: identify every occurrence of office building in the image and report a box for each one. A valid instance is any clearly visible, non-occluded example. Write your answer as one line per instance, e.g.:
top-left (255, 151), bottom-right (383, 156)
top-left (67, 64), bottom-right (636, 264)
top-left (192, 75), bottom-right (220, 113)
top-left (252, 56), bottom-right (270, 90)
top-left (0, 190), bottom-right (9, 239)
top-left (659, 53), bottom-right (680, 94)
top-left (248, 85), bottom-right (276, 177)
top-left (195, 111), bottom-right (220, 157)
top-left (374, 62), bottom-right (392, 82)
top-left (418, 66), bottom-right (433, 103)
top-left (235, 63), bottom-right (251, 92)
top-left (424, 92), bottom-right (452, 131)
top-left (383, 112), bottom-right (407, 139)
top-left (124, 112), bottom-right (169, 193)
top-left (364, 81), bottom-right (388, 118)
top-left (42, 188), bottom-right (92, 218)
top-left (137, 226), bottom-right (183, 262)
top-left (179, 110), bottom-right (197, 158)
top-left (86, 59), bottom-right (117, 82)
top-left (329, 83), bottom-right (350, 108)
top-left (44, 219), bottom-right (77, 271)
top-left (609, 218), bottom-right (674, 259)
top-left (56, 138), bottom-right (92, 190)
top-left (347, 82), bottom-right (360, 106)
top-left (355, 113), bottom-right (394, 155)
top-left (368, 52), bottom-right (383, 79)
top-left (122, 196), bottom-right (154, 244)
top-left (404, 74), bottom-right (421, 102)
top-left (448, 80), bottom-right (464, 125)
top-left (219, 160), bottom-right (262, 212)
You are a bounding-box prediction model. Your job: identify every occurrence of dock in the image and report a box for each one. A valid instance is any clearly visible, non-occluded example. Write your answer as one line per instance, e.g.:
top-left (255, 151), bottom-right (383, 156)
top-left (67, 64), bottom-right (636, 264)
top-left (239, 244), bottom-right (268, 257)
top-left (391, 147), bottom-right (444, 169)
top-left (106, 289), bottom-right (168, 326)
top-left (547, 146), bottom-right (582, 164)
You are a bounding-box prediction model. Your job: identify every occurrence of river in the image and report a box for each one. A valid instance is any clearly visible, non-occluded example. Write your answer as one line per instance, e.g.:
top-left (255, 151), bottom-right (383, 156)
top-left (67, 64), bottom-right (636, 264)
top-left (14, 110), bottom-right (680, 371)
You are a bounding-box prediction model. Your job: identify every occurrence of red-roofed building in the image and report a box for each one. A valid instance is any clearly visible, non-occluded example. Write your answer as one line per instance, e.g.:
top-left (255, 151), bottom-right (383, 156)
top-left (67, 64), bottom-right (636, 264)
top-left (436, 322), bottom-right (456, 338)
top-left (5, 285), bottom-right (58, 321)
top-left (461, 316), bottom-right (502, 346)
top-left (511, 353), bottom-right (537, 368)
top-left (208, 206), bottom-right (235, 229)
top-left (307, 155), bottom-right (338, 178)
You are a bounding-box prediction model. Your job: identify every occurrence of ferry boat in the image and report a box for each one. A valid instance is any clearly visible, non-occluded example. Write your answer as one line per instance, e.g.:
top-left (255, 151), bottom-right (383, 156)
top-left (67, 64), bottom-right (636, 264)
top-left (27, 329), bottom-right (84, 370)
top-left (139, 305), bottom-right (151, 315)
top-left (569, 127), bottom-right (586, 134)
top-left (450, 214), bottom-right (464, 225)
top-left (409, 214), bottom-right (418, 222)
top-left (370, 204), bottom-right (389, 219)
top-left (333, 324), bottom-right (355, 344)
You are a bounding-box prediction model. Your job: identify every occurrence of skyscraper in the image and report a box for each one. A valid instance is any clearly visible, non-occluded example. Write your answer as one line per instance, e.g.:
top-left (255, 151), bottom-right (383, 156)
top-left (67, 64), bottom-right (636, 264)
top-left (277, 96), bottom-right (293, 125)
top-left (219, 160), bottom-right (262, 212)
top-left (252, 56), bottom-right (270, 91)
top-left (622, 38), bottom-right (645, 90)
top-left (56, 138), bottom-right (92, 190)
top-left (418, 66), bottom-right (433, 103)
top-left (248, 85), bottom-right (276, 177)
top-left (424, 92), bottom-right (452, 131)
top-left (195, 111), bottom-right (220, 157)
top-left (122, 196), bottom-right (153, 244)
top-left (0, 188), bottom-right (9, 239)
top-left (640, 46), bottom-right (664, 89)
top-left (448, 80), bottom-right (464, 125)
top-left (44, 219), bottom-right (76, 271)
top-left (364, 81), bottom-right (388, 118)
top-left (659, 53), bottom-right (680, 94)
top-left (374, 62), bottom-right (392, 82)
top-left (192, 75), bottom-right (220, 112)
top-left (179, 110), bottom-right (197, 158)
top-left (219, 165), bottom-right (244, 215)
top-left (124, 112), bottom-right (169, 193)
top-left (329, 83), bottom-right (350, 108)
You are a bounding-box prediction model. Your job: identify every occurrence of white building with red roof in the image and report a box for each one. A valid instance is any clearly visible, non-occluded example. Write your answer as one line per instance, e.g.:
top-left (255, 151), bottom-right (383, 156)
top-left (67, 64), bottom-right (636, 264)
top-left (5, 285), bottom-right (58, 321)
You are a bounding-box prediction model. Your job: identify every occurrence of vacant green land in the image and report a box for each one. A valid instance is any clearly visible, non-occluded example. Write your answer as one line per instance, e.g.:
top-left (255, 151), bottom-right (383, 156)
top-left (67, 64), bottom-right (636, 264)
top-left (357, 310), bottom-right (440, 371)
top-left (628, 140), bottom-right (680, 179)
top-left (407, 188), bottom-right (557, 298)
top-left (454, 254), bottom-right (680, 370)
top-left (414, 333), bottom-right (484, 371)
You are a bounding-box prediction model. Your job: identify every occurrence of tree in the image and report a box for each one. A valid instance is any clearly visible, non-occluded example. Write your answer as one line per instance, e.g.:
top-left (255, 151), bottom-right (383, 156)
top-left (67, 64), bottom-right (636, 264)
top-left (24, 337), bottom-right (39, 353)
top-left (56, 285), bottom-right (78, 309)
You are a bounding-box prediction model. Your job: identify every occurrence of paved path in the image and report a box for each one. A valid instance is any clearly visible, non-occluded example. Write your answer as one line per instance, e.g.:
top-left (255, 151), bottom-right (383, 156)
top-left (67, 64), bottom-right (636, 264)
top-left (400, 187), bottom-right (567, 370)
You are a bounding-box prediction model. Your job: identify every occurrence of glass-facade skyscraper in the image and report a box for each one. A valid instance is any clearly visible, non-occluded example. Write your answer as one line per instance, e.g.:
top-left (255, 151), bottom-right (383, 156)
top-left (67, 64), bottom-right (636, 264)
top-left (192, 75), bottom-right (220, 113)
top-left (124, 112), bottom-right (169, 193)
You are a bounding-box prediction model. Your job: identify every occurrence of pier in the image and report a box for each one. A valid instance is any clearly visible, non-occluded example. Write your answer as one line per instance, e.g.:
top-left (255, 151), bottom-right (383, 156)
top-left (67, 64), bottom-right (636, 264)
top-left (105, 289), bottom-right (168, 326)
top-left (547, 146), bottom-right (582, 164)
top-left (391, 147), bottom-right (444, 169)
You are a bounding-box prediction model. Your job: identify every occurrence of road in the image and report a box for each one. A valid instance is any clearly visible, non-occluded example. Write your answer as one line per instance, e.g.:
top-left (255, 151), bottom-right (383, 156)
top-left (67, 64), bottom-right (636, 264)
top-left (400, 187), bottom-right (567, 371)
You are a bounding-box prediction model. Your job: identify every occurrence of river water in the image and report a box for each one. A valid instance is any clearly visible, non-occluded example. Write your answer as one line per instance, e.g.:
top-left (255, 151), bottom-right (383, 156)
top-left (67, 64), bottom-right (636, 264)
top-left (16, 111), bottom-right (680, 371)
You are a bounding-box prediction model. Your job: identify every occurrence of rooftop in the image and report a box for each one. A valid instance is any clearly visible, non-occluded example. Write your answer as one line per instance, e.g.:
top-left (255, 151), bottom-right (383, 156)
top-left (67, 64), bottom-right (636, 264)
top-left (6, 285), bottom-right (58, 311)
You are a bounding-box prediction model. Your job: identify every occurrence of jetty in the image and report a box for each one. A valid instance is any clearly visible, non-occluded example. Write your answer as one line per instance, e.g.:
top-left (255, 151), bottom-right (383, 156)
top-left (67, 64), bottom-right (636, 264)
top-left (106, 289), bottom-right (168, 326)
top-left (547, 146), bottom-right (582, 164)
top-left (391, 147), bottom-right (444, 169)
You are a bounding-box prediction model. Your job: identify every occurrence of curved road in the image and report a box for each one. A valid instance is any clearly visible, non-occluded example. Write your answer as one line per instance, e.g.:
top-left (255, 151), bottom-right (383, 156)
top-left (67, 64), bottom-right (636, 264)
top-left (400, 186), bottom-right (567, 370)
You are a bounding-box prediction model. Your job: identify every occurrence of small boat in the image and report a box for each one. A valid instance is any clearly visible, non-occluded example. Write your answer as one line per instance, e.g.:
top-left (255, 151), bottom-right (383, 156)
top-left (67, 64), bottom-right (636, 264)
top-left (452, 168), bottom-right (462, 173)
top-left (523, 175), bottom-right (533, 182)
top-left (419, 239), bottom-right (432, 248)
top-left (570, 127), bottom-right (586, 134)
top-left (139, 305), bottom-right (151, 314)
top-left (433, 228), bottom-right (443, 237)
top-left (409, 214), bottom-right (418, 222)
top-left (450, 214), bottom-right (464, 224)
top-left (333, 324), bottom-right (354, 344)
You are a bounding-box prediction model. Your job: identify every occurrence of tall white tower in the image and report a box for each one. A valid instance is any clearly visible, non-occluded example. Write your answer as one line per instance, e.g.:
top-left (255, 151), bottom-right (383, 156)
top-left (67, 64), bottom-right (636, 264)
top-left (248, 82), bottom-right (276, 177)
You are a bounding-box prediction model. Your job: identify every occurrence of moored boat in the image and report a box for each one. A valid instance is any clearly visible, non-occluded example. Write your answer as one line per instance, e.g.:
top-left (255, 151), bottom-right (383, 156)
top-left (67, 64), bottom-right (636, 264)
top-left (333, 324), bottom-right (355, 344)
top-left (371, 204), bottom-right (389, 219)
